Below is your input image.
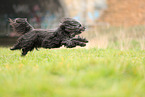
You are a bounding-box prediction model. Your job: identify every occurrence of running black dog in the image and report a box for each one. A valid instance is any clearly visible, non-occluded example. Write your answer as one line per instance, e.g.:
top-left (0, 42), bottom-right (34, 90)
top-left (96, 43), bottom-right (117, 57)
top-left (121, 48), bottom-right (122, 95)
top-left (9, 18), bottom-right (88, 56)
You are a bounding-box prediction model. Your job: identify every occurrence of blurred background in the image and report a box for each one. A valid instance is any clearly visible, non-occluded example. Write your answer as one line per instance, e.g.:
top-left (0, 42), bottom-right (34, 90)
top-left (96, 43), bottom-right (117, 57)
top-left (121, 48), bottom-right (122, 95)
top-left (0, 0), bottom-right (145, 49)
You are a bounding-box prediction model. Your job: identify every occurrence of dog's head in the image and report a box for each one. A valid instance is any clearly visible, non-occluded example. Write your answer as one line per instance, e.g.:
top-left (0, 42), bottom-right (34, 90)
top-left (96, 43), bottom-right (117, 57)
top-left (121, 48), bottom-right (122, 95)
top-left (60, 18), bottom-right (86, 37)
top-left (9, 18), bottom-right (33, 34)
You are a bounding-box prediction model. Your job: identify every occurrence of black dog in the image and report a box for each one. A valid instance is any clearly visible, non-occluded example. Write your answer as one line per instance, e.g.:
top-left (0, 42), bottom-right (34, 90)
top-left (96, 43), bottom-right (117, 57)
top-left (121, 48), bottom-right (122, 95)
top-left (9, 18), bottom-right (88, 56)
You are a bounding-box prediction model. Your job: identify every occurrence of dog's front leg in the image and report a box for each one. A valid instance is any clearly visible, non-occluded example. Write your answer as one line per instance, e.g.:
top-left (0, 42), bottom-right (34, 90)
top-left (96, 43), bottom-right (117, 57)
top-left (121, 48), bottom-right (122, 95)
top-left (72, 40), bottom-right (86, 47)
top-left (62, 39), bottom-right (86, 48)
top-left (71, 36), bottom-right (88, 43)
top-left (61, 40), bottom-right (77, 48)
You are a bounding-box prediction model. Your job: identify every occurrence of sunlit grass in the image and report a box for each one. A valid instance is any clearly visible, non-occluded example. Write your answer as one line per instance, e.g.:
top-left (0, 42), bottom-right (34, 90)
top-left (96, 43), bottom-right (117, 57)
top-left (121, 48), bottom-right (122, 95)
top-left (0, 47), bottom-right (145, 97)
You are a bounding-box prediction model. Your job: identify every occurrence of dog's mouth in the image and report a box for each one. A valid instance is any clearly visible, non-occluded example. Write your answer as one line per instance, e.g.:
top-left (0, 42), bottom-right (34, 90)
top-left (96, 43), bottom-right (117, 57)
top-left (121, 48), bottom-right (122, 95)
top-left (81, 26), bottom-right (86, 31)
top-left (70, 31), bottom-right (82, 37)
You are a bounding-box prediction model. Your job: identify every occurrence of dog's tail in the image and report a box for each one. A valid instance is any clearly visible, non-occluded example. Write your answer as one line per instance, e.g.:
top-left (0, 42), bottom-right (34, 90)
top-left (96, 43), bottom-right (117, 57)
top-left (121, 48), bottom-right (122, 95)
top-left (9, 18), bottom-right (34, 34)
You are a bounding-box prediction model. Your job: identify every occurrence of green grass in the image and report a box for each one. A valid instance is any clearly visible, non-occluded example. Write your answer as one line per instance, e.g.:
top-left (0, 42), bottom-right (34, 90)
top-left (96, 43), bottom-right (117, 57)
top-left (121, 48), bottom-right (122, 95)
top-left (0, 47), bottom-right (145, 97)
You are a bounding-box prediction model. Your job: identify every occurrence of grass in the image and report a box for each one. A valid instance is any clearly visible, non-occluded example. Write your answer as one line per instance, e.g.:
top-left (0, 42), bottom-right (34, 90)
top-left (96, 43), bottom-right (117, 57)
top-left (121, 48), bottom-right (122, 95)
top-left (0, 47), bottom-right (145, 97)
top-left (0, 25), bottom-right (145, 97)
top-left (84, 26), bottom-right (145, 49)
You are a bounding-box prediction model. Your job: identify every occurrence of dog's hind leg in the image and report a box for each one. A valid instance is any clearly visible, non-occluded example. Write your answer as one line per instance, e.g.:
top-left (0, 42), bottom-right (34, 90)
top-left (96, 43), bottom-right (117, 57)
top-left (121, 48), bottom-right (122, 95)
top-left (21, 49), bottom-right (29, 56)
top-left (10, 42), bottom-right (21, 50)
top-left (35, 47), bottom-right (39, 51)
top-left (21, 46), bottom-right (35, 56)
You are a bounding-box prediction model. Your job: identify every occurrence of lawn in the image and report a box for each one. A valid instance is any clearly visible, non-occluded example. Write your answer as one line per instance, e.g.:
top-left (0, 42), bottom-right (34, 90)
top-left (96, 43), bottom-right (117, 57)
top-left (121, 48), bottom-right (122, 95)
top-left (0, 47), bottom-right (145, 97)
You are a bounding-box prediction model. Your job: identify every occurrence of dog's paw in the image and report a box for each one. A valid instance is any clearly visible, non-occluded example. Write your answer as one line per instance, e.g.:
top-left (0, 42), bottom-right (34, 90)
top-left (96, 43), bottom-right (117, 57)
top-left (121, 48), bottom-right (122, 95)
top-left (79, 43), bottom-right (86, 47)
top-left (82, 38), bottom-right (89, 43)
top-left (76, 36), bottom-right (89, 43)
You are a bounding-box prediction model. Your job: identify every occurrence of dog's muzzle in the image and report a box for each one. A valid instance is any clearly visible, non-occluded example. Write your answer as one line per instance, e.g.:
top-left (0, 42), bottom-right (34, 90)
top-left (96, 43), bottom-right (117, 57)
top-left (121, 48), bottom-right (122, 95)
top-left (81, 26), bottom-right (86, 31)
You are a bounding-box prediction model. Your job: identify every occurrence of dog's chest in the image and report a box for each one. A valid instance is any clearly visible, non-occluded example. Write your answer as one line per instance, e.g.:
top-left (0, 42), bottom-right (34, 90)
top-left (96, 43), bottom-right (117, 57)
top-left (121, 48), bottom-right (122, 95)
top-left (42, 36), bottom-right (62, 48)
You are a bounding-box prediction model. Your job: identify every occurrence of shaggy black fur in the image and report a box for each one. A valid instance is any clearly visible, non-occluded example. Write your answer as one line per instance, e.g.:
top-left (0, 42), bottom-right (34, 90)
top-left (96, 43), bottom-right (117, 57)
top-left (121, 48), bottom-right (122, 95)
top-left (9, 18), bottom-right (88, 56)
